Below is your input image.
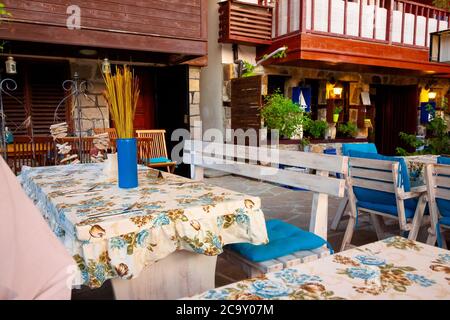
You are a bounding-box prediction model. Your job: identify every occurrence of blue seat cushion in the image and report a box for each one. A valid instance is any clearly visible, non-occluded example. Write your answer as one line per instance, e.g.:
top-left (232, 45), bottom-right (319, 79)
top-left (228, 219), bottom-right (328, 262)
top-left (437, 199), bottom-right (450, 218)
top-left (342, 143), bottom-right (378, 156)
top-left (438, 156), bottom-right (450, 165)
top-left (357, 201), bottom-right (415, 219)
top-left (439, 216), bottom-right (450, 227)
top-left (143, 157), bottom-right (172, 164)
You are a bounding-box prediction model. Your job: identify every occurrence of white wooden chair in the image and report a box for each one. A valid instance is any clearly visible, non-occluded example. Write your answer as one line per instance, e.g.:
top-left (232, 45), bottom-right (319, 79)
top-left (424, 163), bottom-right (450, 249)
top-left (340, 157), bottom-right (428, 252)
top-left (183, 140), bottom-right (348, 277)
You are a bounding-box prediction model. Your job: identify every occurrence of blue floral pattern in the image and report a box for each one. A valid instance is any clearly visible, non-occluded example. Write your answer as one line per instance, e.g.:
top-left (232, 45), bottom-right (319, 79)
top-left (20, 164), bottom-right (268, 288)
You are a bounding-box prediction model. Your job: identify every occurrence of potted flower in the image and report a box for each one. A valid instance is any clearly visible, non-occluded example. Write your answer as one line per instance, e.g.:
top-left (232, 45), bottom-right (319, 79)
top-left (333, 106), bottom-right (343, 123)
top-left (260, 91), bottom-right (309, 139)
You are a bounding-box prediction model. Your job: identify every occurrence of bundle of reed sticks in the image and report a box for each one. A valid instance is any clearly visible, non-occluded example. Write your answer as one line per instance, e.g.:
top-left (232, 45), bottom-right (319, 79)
top-left (103, 66), bottom-right (140, 139)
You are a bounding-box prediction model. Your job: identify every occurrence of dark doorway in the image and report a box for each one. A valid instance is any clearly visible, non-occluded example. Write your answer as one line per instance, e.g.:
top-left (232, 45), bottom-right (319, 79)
top-left (373, 85), bottom-right (418, 155)
top-left (155, 65), bottom-right (190, 177)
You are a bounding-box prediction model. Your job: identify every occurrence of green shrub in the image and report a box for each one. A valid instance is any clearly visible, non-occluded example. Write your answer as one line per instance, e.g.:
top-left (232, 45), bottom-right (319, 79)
top-left (260, 91), bottom-right (309, 138)
top-left (307, 120), bottom-right (328, 139)
top-left (338, 122), bottom-right (358, 137)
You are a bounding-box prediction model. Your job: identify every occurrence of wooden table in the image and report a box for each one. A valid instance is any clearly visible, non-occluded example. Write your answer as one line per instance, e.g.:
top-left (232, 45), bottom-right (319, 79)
top-left (20, 164), bottom-right (269, 299)
top-left (189, 237), bottom-right (450, 300)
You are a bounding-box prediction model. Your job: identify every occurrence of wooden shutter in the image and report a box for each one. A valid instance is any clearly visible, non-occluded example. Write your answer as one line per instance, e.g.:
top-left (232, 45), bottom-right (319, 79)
top-left (29, 62), bottom-right (68, 135)
top-left (3, 75), bottom-right (27, 135)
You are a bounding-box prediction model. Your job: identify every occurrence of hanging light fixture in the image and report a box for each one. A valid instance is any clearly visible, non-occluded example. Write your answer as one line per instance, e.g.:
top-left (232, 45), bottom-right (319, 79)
top-left (101, 58), bottom-right (111, 74)
top-left (333, 86), bottom-right (343, 98)
top-left (428, 91), bottom-right (437, 100)
top-left (5, 56), bottom-right (17, 74)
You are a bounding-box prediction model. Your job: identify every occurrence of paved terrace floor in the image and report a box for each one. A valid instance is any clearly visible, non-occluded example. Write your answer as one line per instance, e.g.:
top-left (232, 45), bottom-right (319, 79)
top-left (72, 171), bottom-right (434, 299)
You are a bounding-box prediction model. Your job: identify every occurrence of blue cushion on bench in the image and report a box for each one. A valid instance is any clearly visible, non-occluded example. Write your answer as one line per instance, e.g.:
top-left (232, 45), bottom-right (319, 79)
top-left (143, 157), bottom-right (172, 164)
top-left (438, 156), bottom-right (450, 165)
top-left (228, 219), bottom-right (329, 263)
top-left (357, 201), bottom-right (415, 219)
top-left (342, 143), bottom-right (378, 156)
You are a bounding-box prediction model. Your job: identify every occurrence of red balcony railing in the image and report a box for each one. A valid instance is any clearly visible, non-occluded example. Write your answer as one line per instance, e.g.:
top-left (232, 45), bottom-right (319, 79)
top-left (219, 0), bottom-right (274, 45)
top-left (273, 0), bottom-right (450, 48)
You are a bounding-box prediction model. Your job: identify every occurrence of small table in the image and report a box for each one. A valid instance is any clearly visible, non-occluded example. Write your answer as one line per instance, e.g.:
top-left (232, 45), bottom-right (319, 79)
top-left (189, 237), bottom-right (450, 300)
top-left (20, 164), bottom-right (268, 299)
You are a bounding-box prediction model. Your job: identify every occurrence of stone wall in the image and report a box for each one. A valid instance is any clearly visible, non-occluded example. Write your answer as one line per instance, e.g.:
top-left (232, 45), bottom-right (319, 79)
top-left (69, 59), bottom-right (109, 136)
top-left (189, 66), bottom-right (202, 136)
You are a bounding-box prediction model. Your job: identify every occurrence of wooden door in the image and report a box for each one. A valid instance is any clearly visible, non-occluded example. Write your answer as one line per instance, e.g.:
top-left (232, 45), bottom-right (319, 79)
top-left (133, 68), bottom-right (155, 130)
top-left (374, 85), bottom-right (419, 155)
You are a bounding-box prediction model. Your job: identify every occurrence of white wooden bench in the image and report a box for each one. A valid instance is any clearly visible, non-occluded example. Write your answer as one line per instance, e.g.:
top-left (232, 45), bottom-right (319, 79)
top-left (183, 140), bottom-right (348, 277)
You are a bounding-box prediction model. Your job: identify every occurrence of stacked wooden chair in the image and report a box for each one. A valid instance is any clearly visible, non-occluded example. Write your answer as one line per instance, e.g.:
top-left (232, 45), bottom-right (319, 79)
top-left (425, 156), bottom-right (450, 248)
top-left (136, 130), bottom-right (177, 173)
top-left (340, 153), bottom-right (428, 251)
top-left (184, 140), bottom-right (347, 277)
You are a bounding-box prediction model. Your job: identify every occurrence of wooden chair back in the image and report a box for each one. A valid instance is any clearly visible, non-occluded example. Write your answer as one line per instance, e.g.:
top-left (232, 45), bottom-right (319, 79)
top-left (56, 137), bottom-right (95, 164)
top-left (10, 136), bottom-right (55, 175)
top-left (184, 140), bottom-right (348, 239)
top-left (93, 128), bottom-right (118, 140)
top-left (424, 163), bottom-right (450, 246)
top-left (136, 130), bottom-right (169, 159)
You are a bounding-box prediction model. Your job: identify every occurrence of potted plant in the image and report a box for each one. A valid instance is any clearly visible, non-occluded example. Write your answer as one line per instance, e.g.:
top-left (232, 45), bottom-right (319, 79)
top-left (307, 120), bottom-right (328, 139)
top-left (333, 106), bottom-right (343, 123)
top-left (103, 66), bottom-right (140, 189)
top-left (260, 91), bottom-right (309, 139)
top-left (337, 122), bottom-right (358, 138)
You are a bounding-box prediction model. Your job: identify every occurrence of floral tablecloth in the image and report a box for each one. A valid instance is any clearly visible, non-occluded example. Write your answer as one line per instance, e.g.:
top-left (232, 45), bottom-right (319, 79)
top-left (19, 164), bottom-right (268, 288)
top-left (404, 155), bottom-right (438, 187)
top-left (190, 237), bottom-right (450, 300)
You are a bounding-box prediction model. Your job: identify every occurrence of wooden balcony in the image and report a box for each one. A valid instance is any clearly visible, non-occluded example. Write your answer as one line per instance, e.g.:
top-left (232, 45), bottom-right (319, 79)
top-left (219, 0), bottom-right (274, 45)
top-left (257, 0), bottom-right (450, 76)
top-left (0, 0), bottom-right (208, 60)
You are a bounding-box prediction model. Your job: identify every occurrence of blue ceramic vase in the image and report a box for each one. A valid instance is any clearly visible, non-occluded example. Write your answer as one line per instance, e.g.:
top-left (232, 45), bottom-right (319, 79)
top-left (116, 138), bottom-right (138, 189)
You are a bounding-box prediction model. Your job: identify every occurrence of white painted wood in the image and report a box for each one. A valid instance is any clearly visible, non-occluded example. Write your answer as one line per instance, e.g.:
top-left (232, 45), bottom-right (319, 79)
top-left (257, 260), bottom-right (284, 273)
top-left (276, 254), bottom-right (302, 268)
top-left (309, 170), bottom-right (329, 239)
top-left (370, 213), bottom-right (387, 240)
top-left (331, 195), bottom-right (348, 231)
top-left (351, 177), bottom-right (396, 193)
top-left (436, 189), bottom-right (450, 201)
top-left (184, 140), bottom-right (348, 174)
top-left (311, 246), bottom-right (331, 258)
top-left (185, 152), bottom-right (346, 197)
top-left (112, 250), bottom-right (217, 300)
top-left (349, 157), bottom-right (395, 170)
top-left (408, 194), bottom-right (427, 241)
top-left (436, 165), bottom-right (450, 176)
top-left (293, 250), bottom-right (318, 263)
top-left (351, 167), bottom-right (394, 182)
top-left (436, 176), bottom-right (450, 189)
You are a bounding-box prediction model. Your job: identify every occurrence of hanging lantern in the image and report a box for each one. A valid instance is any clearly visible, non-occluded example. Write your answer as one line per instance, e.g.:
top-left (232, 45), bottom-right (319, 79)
top-left (102, 58), bottom-right (111, 74)
top-left (5, 56), bottom-right (17, 74)
top-left (428, 91), bottom-right (437, 100)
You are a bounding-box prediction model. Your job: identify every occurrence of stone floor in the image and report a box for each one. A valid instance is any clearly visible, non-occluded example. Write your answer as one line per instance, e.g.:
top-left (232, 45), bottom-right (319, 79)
top-left (72, 172), bottom-right (433, 299)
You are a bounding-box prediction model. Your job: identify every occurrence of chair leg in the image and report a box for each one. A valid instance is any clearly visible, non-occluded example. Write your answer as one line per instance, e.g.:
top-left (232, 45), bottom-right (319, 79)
top-left (408, 194), bottom-right (427, 241)
top-left (331, 196), bottom-right (348, 231)
top-left (427, 226), bottom-right (437, 246)
top-left (340, 215), bottom-right (356, 252)
top-left (370, 214), bottom-right (386, 240)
